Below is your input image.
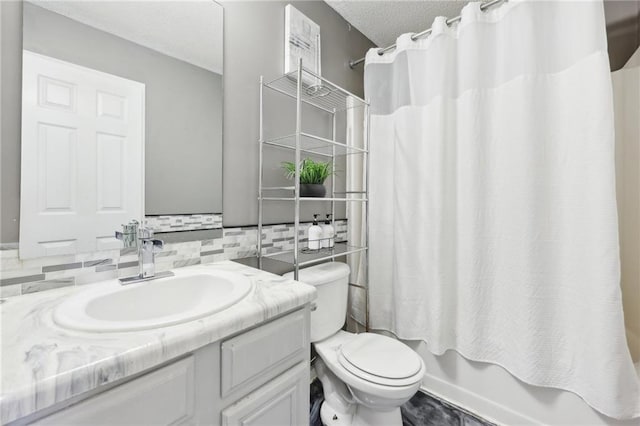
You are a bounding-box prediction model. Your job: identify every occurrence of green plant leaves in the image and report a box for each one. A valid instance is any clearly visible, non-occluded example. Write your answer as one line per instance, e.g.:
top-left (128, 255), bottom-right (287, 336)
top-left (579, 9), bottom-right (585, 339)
top-left (281, 158), bottom-right (334, 184)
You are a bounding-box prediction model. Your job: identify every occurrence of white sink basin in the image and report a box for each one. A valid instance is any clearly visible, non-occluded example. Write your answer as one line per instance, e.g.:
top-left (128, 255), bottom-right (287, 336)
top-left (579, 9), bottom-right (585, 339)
top-left (53, 269), bottom-right (252, 332)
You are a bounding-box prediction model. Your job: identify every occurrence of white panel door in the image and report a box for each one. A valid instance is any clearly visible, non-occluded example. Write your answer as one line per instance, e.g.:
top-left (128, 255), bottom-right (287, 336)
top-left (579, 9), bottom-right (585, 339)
top-left (20, 50), bottom-right (144, 258)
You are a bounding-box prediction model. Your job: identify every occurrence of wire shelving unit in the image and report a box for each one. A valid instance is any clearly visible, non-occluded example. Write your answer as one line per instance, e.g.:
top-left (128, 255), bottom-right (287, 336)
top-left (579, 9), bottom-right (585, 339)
top-left (258, 58), bottom-right (370, 291)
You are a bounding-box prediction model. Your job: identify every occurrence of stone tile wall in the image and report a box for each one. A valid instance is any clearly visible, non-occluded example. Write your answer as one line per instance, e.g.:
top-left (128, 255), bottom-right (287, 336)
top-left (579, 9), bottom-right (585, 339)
top-left (0, 219), bottom-right (348, 298)
top-left (144, 214), bottom-right (223, 232)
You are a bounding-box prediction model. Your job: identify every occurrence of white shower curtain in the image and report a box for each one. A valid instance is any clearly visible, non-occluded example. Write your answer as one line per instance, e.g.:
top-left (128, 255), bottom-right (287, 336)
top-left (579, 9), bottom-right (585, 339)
top-left (365, 0), bottom-right (640, 419)
top-left (613, 47), bottom-right (640, 367)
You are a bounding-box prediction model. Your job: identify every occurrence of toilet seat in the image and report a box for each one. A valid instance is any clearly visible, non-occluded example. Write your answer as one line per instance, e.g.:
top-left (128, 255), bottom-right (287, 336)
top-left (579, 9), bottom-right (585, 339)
top-left (337, 333), bottom-right (424, 387)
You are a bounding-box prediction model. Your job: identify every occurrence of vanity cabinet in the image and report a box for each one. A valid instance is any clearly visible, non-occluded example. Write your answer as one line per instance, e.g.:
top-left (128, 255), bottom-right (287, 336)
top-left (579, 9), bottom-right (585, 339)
top-left (20, 308), bottom-right (310, 426)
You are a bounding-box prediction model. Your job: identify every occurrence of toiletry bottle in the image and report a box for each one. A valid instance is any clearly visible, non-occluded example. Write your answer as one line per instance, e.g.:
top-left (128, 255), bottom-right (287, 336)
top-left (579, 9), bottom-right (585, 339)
top-left (321, 214), bottom-right (335, 248)
top-left (308, 215), bottom-right (323, 250)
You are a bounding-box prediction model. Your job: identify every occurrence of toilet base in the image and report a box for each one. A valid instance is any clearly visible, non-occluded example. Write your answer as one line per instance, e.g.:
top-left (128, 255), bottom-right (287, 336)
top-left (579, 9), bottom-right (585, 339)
top-left (320, 400), bottom-right (402, 426)
top-left (320, 400), bottom-right (352, 426)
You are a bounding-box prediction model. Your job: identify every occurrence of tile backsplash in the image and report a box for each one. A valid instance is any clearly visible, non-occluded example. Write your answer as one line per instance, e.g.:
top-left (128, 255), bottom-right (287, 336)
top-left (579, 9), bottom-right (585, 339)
top-left (144, 213), bottom-right (223, 233)
top-left (0, 217), bottom-right (348, 298)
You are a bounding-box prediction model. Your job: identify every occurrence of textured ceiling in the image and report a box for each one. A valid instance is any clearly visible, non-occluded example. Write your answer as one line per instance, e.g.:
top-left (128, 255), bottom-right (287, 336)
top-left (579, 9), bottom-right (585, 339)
top-left (28, 0), bottom-right (223, 74)
top-left (325, 0), bottom-right (470, 47)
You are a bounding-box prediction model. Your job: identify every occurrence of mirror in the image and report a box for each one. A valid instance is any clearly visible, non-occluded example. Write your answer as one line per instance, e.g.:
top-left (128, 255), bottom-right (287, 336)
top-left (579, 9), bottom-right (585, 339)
top-left (19, 0), bottom-right (223, 258)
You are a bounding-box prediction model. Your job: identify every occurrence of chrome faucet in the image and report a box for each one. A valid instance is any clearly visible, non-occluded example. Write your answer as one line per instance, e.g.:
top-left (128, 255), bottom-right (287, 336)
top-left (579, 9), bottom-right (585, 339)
top-left (116, 221), bottom-right (174, 285)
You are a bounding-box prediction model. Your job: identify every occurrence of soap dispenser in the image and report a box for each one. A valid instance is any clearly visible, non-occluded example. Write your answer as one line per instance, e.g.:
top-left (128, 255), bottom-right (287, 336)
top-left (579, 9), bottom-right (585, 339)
top-left (321, 214), bottom-right (334, 248)
top-left (308, 214), bottom-right (323, 250)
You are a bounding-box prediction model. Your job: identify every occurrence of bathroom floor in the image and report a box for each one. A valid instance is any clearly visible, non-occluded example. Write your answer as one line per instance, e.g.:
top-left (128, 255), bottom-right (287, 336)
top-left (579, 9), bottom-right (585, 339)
top-left (400, 391), bottom-right (494, 426)
top-left (310, 379), bottom-right (494, 426)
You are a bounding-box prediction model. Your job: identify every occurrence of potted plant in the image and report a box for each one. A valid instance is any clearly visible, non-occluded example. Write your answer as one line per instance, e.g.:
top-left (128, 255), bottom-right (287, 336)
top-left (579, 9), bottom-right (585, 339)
top-left (282, 158), bottom-right (333, 197)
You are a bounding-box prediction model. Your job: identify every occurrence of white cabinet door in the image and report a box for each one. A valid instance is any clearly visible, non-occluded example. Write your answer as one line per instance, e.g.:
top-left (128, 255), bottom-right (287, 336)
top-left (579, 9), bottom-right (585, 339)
top-left (31, 357), bottom-right (195, 426)
top-left (221, 363), bottom-right (309, 426)
top-left (20, 50), bottom-right (144, 258)
top-left (221, 309), bottom-right (308, 398)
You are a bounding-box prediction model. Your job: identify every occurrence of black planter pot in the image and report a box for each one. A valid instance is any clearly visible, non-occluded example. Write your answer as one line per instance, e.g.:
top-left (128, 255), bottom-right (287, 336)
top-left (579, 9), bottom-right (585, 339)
top-left (300, 184), bottom-right (326, 197)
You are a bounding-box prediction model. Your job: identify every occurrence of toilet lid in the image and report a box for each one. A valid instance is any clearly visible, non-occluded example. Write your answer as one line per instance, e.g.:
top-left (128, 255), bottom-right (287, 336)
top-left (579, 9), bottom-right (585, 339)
top-left (338, 333), bottom-right (423, 381)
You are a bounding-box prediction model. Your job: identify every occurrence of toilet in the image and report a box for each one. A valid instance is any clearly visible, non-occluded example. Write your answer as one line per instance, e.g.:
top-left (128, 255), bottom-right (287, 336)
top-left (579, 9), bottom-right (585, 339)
top-left (285, 262), bottom-right (425, 426)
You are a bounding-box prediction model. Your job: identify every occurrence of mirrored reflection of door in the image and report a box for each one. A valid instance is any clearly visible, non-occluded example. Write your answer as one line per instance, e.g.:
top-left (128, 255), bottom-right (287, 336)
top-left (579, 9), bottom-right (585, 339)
top-left (20, 51), bottom-right (144, 259)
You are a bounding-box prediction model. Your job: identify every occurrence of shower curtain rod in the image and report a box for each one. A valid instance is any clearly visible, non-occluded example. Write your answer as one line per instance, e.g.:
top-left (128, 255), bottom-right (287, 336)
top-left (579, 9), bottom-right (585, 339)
top-left (348, 0), bottom-right (507, 69)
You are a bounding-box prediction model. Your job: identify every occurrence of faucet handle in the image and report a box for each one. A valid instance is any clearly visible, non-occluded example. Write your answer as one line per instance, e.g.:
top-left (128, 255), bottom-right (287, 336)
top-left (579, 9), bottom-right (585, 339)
top-left (116, 220), bottom-right (139, 248)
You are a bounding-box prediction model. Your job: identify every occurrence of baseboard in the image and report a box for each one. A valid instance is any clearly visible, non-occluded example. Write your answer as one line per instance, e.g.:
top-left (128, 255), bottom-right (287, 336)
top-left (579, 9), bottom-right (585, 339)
top-left (420, 372), bottom-right (545, 426)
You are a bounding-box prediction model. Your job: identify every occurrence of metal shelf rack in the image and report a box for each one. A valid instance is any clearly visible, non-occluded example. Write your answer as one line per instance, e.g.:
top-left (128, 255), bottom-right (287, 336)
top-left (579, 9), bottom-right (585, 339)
top-left (264, 133), bottom-right (367, 157)
top-left (262, 242), bottom-right (368, 268)
top-left (263, 67), bottom-right (368, 113)
top-left (258, 58), bottom-right (370, 286)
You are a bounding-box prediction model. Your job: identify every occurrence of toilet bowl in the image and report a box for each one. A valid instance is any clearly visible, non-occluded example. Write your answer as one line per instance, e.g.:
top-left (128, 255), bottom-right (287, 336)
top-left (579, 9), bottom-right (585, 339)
top-left (284, 262), bottom-right (425, 426)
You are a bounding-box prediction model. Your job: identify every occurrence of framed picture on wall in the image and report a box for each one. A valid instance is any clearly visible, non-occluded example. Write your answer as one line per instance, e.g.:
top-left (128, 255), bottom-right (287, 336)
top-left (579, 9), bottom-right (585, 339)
top-left (284, 4), bottom-right (321, 87)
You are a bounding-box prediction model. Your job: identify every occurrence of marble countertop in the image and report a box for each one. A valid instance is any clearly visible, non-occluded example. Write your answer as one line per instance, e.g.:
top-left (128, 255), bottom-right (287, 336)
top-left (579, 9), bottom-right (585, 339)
top-left (0, 261), bottom-right (316, 424)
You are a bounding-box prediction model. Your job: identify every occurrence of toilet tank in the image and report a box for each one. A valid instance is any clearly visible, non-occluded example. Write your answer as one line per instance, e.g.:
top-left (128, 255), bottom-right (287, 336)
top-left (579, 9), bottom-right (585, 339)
top-left (284, 262), bottom-right (350, 342)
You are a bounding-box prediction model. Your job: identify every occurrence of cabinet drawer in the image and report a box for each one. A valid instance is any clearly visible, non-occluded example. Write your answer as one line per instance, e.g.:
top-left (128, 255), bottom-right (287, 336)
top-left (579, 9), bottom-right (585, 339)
top-left (221, 309), bottom-right (308, 398)
top-left (221, 362), bottom-right (309, 426)
top-left (31, 356), bottom-right (195, 426)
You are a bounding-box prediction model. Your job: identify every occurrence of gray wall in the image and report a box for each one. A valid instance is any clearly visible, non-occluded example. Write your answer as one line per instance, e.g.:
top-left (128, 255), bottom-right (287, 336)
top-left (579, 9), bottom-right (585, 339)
top-left (1, 1), bottom-right (23, 244)
top-left (23, 2), bottom-right (223, 216)
top-left (605, 0), bottom-right (640, 70)
top-left (0, 0), bottom-right (375, 242)
top-left (221, 1), bottom-right (373, 226)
